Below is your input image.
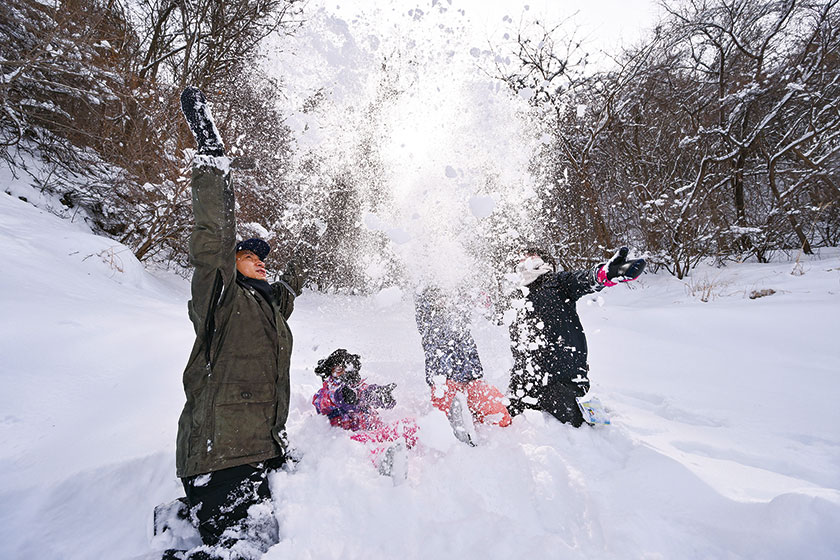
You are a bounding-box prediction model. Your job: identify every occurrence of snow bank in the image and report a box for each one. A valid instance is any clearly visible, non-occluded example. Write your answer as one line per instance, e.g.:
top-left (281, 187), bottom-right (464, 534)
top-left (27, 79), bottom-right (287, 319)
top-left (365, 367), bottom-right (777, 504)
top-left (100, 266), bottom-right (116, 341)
top-left (1, 189), bottom-right (839, 560)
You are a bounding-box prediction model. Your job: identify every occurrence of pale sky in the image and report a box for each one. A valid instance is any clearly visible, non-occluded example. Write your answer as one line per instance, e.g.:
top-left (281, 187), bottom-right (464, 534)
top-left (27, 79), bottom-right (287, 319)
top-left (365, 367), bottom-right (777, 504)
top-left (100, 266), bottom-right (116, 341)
top-left (451, 0), bottom-right (661, 49)
top-left (321, 0), bottom-right (663, 59)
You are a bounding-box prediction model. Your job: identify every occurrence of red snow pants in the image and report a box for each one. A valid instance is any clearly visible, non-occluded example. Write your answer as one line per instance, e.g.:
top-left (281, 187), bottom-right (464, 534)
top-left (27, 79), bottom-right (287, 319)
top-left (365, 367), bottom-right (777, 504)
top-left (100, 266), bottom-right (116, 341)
top-left (430, 379), bottom-right (512, 427)
top-left (350, 418), bottom-right (419, 466)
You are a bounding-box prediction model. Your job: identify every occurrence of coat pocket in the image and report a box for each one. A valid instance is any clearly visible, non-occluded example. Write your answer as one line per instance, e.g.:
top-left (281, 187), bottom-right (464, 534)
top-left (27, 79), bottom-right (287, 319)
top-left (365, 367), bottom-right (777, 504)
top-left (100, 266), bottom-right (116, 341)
top-left (212, 382), bottom-right (277, 460)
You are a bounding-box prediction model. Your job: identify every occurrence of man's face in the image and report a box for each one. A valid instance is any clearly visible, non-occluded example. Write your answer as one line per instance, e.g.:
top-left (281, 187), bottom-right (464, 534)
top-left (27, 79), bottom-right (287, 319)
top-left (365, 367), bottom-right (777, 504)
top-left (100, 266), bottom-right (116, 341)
top-left (236, 250), bottom-right (266, 280)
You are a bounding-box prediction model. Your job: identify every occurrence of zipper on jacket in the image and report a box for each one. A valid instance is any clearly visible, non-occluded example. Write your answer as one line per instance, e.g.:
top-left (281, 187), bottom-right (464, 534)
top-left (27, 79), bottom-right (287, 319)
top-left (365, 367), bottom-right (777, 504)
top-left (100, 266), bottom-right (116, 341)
top-left (204, 270), bottom-right (224, 371)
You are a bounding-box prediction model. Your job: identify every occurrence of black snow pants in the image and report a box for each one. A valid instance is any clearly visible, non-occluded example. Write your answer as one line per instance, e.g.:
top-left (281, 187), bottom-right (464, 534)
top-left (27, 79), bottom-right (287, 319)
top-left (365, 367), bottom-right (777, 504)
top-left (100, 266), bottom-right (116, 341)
top-left (181, 460), bottom-right (280, 558)
top-left (509, 375), bottom-right (590, 428)
top-left (539, 379), bottom-right (589, 428)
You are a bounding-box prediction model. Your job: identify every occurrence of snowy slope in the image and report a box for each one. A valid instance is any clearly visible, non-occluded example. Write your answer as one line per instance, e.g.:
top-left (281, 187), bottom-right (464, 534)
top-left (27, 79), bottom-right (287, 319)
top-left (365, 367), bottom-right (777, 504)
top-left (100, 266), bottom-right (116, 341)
top-left (1, 181), bottom-right (839, 559)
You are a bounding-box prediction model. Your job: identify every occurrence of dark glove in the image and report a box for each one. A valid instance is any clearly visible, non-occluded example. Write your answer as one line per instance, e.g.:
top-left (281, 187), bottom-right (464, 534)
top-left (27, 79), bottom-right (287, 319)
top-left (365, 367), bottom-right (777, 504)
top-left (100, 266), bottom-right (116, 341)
top-left (180, 87), bottom-right (225, 157)
top-left (299, 221), bottom-right (327, 250)
top-left (339, 385), bottom-right (358, 405)
top-left (596, 247), bottom-right (645, 287)
top-left (270, 429), bottom-right (301, 473)
top-left (369, 383), bottom-right (397, 408)
top-left (303, 220), bottom-right (327, 239)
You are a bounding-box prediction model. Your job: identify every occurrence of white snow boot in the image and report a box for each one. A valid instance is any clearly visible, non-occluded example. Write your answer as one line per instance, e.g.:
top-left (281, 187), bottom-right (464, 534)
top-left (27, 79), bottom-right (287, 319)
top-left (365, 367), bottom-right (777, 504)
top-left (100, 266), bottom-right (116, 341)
top-left (378, 442), bottom-right (408, 483)
top-left (447, 392), bottom-right (477, 446)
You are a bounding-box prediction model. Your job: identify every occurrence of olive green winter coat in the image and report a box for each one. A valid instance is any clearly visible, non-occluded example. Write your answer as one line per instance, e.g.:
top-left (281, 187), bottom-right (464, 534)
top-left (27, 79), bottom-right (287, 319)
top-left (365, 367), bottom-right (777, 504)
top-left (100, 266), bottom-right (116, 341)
top-left (175, 161), bottom-right (309, 478)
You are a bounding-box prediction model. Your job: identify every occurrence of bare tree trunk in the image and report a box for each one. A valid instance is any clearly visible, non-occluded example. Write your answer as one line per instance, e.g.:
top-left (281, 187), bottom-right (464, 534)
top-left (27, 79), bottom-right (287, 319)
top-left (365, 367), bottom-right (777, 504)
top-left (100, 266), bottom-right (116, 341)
top-left (792, 147), bottom-right (840, 200)
top-left (768, 155), bottom-right (812, 254)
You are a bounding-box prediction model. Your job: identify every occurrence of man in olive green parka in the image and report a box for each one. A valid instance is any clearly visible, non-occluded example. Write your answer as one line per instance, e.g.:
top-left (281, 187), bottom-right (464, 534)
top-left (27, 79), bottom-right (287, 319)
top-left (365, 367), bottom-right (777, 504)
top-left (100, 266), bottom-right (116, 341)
top-left (170, 86), bottom-right (314, 560)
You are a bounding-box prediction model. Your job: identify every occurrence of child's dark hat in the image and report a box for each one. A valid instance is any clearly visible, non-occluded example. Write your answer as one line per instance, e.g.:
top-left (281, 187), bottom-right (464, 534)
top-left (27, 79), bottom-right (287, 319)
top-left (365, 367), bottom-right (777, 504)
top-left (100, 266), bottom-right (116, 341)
top-left (315, 348), bottom-right (362, 379)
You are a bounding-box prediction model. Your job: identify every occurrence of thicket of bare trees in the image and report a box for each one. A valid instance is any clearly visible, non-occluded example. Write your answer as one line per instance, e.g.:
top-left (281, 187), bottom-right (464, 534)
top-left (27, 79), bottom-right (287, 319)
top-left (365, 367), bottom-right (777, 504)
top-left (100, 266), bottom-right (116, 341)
top-left (1, 0), bottom-right (302, 268)
top-left (2, 0), bottom-right (837, 285)
top-left (496, 0), bottom-right (840, 277)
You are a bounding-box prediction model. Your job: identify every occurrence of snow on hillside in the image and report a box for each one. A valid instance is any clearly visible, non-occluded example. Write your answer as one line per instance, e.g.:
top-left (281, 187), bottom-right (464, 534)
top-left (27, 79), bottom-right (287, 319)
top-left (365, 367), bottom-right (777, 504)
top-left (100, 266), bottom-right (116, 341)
top-left (1, 173), bottom-right (839, 559)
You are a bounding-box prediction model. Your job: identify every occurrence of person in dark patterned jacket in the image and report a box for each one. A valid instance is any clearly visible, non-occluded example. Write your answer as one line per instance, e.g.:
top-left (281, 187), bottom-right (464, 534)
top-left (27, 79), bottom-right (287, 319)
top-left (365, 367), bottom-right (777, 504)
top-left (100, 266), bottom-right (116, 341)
top-left (414, 286), bottom-right (511, 433)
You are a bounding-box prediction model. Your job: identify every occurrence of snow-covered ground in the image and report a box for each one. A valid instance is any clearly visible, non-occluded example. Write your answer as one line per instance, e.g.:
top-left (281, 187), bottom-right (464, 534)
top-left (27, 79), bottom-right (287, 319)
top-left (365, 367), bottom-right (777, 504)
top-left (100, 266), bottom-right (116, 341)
top-left (1, 172), bottom-right (839, 559)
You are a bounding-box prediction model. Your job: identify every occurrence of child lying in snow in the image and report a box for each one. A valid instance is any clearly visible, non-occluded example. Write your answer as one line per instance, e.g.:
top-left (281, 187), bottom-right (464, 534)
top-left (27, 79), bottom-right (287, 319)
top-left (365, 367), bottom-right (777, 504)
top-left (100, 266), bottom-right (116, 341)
top-left (312, 349), bottom-right (418, 477)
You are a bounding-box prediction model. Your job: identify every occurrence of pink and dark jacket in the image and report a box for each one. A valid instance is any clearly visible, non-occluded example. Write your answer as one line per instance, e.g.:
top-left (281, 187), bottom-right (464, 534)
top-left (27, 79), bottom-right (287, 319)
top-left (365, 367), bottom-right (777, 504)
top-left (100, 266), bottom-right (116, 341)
top-left (312, 377), bottom-right (395, 432)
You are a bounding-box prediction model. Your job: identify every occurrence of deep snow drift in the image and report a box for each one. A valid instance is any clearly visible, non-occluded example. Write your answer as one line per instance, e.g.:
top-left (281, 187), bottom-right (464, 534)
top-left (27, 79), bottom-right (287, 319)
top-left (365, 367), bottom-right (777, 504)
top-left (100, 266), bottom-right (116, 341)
top-left (1, 173), bottom-right (839, 559)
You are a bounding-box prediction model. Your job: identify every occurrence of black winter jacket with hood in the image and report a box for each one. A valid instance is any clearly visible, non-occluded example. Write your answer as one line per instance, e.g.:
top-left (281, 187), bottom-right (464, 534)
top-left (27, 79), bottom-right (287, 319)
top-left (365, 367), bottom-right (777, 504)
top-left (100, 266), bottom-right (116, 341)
top-left (506, 268), bottom-right (601, 414)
